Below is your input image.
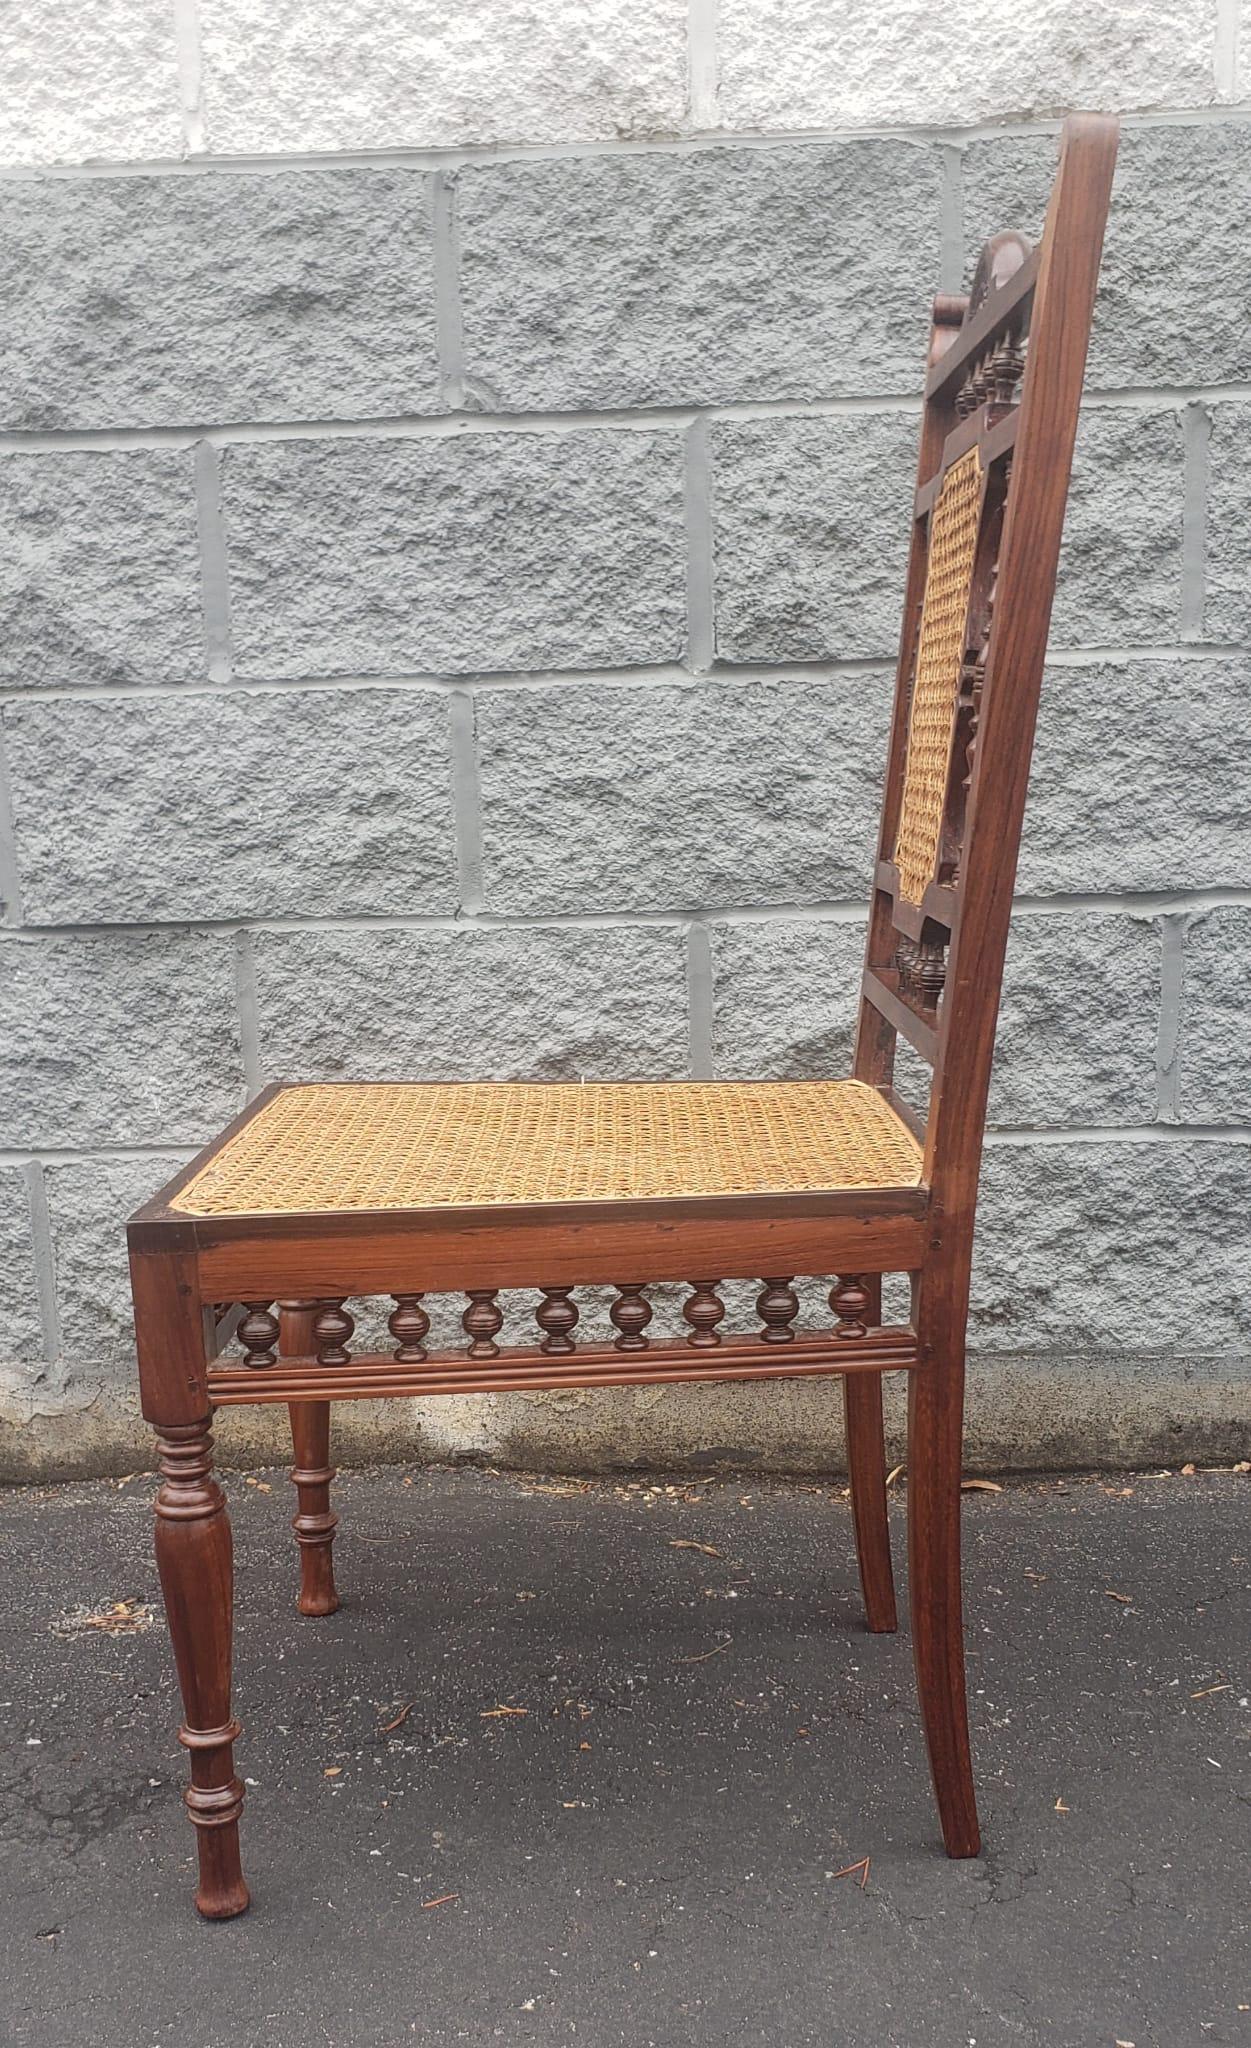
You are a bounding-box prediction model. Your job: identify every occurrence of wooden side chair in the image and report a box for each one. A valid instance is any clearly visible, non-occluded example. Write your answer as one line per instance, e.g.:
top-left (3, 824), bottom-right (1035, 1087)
top-left (127, 115), bottom-right (1117, 1917)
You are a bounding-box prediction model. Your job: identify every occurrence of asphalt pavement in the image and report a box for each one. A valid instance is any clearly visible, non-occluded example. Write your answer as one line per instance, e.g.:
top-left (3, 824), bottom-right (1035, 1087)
top-left (2, 1461), bottom-right (1248, 2048)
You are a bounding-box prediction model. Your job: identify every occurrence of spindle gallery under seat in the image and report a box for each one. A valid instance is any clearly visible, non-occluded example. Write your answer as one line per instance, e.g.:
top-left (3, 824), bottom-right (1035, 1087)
top-left (126, 115), bottom-right (1119, 1917)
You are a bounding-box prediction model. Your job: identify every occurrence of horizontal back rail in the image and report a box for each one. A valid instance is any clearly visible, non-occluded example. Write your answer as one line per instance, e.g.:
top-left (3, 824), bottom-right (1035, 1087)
top-left (861, 966), bottom-right (939, 1063)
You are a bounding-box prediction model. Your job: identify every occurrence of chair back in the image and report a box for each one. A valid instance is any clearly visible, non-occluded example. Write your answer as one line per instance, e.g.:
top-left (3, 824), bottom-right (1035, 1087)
top-left (854, 115), bottom-right (1119, 1236)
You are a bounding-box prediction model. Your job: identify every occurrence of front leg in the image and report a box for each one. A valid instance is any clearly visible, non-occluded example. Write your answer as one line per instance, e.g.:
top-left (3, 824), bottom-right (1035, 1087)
top-left (154, 1419), bottom-right (249, 1918)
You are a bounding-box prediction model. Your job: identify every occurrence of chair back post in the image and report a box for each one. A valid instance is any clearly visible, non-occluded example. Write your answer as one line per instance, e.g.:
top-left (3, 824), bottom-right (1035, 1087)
top-left (926, 115), bottom-right (1117, 1249)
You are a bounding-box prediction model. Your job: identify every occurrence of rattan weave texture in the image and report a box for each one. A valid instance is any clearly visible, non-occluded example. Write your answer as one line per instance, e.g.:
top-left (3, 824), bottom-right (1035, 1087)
top-left (170, 1080), bottom-right (923, 1216)
top-left (893, 446), bottom-right (984, 903)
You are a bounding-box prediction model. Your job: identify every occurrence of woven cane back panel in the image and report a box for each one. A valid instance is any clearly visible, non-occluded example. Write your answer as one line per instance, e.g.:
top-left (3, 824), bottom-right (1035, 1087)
top-left (893, 446), bottom-right (984, 903)
top-left (169, 1080), bottom-right (924, 1216)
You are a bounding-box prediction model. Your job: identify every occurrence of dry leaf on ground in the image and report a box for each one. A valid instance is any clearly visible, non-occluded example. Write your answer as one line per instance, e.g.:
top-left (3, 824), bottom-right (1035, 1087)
top-left (51, 1598), bottom-right (154, 1638)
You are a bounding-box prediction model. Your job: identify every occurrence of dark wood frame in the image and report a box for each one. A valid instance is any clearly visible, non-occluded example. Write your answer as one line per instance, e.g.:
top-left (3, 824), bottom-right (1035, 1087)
top-left (126, 115), bottom-right (1117, 1917)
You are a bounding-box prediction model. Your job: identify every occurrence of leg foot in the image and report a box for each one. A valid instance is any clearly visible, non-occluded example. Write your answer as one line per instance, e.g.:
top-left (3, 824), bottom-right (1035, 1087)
top-left (154, 1420), bottom-right (250, 1917)
top-left (907, 1361), bottom-right (980, 1857)
top-left (282, 1300), bottom-right (339, 1617)
top-left (844, 1372), bottom-right (897, 1632)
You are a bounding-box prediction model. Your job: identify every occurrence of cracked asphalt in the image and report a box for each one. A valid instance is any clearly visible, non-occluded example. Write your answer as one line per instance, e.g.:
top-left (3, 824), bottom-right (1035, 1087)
top-left (1, 1463), bottom-right (1248, 2048)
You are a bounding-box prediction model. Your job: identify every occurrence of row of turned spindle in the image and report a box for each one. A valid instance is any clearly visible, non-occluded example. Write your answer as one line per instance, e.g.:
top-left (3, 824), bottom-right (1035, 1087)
top-left (234, 1277), bottom-right (875, 1369)
top-left (955, 327), bottom-right (1025, 418)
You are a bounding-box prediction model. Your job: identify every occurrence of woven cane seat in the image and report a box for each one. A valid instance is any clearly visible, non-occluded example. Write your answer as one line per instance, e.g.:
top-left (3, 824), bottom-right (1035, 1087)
top-left (170, 1080), bottom-right (923, 1217)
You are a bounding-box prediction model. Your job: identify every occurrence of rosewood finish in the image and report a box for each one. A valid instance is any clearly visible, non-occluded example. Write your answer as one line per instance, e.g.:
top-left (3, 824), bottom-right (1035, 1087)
top-left (125, 116), bottom-right (1117, 1915)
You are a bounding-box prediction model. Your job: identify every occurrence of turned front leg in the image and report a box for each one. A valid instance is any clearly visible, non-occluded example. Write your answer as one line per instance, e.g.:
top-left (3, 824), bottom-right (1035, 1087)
top-left (153, 1419), bottom-right (249, 1919)
top-left (281, 1301), bottom-right (340, 1617)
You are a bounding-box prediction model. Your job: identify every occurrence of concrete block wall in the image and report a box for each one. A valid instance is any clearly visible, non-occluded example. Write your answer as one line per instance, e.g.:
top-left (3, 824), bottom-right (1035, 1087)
top-left (1, 2), bottom-right (1248, 1478)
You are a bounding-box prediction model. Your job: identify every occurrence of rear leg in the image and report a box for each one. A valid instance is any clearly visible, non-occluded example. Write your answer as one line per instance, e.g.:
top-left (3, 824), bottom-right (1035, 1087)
top-left (281, 1301), bottom-right (339, 1617)
top-left (844, 1370), bottom-right (897, 1633)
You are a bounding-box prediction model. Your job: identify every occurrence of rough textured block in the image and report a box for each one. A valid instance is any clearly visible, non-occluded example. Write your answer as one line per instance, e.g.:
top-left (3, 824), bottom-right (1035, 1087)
top-left (710, 919), bottom-right (865, 1078)
top-left (224, 431), bottom-right (686, 680)
top-left (972, 1139), bottom-right (1251, 1351)
top-left (0, 450), bottom-right (202, 689)
top-left (1049, 408), bottom-right (1183, 648)
top-left (710, 911), bottom-right (1159, 1125)
top-left (476, 676), bottom-right (891, 915)
top-left (3, 688), bottom-right (457, 923)
top-left (0, 171), bottom-right (439, 430)
top-left (963, 125), bottom-right (1251, 388)
top-left (199, 0), bottom-right (687, 154)
top-left (457, 142), bottom-right (942, 410)
top-left (712, 415), bottom-right (915, 663)
top-left (0, 0), bottom-right (183, 166)
top-left (254, 926), bottom-right (689, 1081)
top-left (718, 0), bottom-right (1217, 133)
top-left (0, 1167), bottom-right (43, 1368)
top-left (1204, 403), bottom-right (1250, 643)
top-left (1019, 659), bottom-right (1251, 895)
top-left (0, 934), bottom-right (244, 1148)
top-left (989, 913), bottom-right (1160, 1124)
top-left (1177, 906), bottom-right (1251, 1122)
top-left (44, 1155), bottom-right (189, 1378)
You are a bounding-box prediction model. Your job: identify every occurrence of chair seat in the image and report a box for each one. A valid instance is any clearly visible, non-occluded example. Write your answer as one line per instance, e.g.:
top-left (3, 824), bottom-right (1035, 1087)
top-left (169, 1079), bottom-right (924, 1218)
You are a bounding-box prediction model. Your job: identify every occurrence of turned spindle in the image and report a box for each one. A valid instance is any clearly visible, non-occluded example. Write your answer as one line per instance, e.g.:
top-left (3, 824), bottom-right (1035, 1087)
top-left (960, 650), bottom-right (987, 798)
top-left (388, 1294), bottom-right (430, 1363)
top-left (914, 937), bottom-right (947, 1004)
top-left (610, 1284), bottom-right (653, 1351)
top-left (830, 1275), bottom-right (871, 1340)
top-left (313, 1299), bottom-right (354, 1367)
top-left (535, 1287), bottom-right (579, 1355)
top-left (238, 1303), bottom-right (279, 1369)
top-left (757, 1277), bottom-right (799, 1343)
top-left (991, 331), bottom-right (1024, 409)
top-left (463, 1290), bottom-right (503, 1360)
top-left (683, 1281), bottom-right (725, 1349)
